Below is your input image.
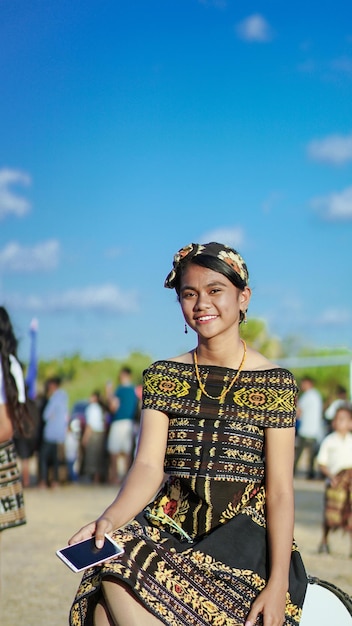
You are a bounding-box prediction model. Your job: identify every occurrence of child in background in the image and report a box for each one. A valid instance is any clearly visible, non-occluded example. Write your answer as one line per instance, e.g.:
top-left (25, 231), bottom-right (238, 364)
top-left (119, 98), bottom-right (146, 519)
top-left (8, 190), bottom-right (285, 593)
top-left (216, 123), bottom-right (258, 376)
top-left (317, 403), bottom-right (352, 556)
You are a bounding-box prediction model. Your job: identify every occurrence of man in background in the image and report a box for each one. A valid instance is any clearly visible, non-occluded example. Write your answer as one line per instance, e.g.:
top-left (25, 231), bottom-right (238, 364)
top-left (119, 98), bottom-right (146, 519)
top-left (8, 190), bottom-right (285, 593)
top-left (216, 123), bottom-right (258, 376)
top-left (38, 376), bottom-right (68, 488)
top-left (106, 367), bottom-right (139, 485)
top-left (294, 376), bottom-right (324, 479)
top-left (324, 385), bottom-right (348, 424)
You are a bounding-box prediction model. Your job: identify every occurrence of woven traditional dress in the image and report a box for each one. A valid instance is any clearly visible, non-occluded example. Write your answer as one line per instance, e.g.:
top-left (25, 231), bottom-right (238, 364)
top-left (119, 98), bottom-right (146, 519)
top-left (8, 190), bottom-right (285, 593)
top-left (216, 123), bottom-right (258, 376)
top-left (0, 354), bottom-right (27, 532)
top-left (0, 439), bottom-right (26, 531)
top-left (70, 361), bottom-right (307, 626)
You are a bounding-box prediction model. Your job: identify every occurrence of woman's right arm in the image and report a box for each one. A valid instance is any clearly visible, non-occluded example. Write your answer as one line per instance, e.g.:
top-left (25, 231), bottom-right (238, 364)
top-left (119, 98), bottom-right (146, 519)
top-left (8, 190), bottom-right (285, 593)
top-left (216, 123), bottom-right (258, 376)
top-left (69, 407), bottom-right (169, 547)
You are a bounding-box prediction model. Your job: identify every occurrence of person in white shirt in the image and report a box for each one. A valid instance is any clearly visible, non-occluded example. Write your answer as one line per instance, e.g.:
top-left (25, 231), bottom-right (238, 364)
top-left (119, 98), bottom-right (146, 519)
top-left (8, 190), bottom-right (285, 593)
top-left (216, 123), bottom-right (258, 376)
top-left (316, 403), bottom-right (352, 555)
top-left (294, 376), bottom-right (324, 479)
top-left (81, 391), bottom-right (107, 484)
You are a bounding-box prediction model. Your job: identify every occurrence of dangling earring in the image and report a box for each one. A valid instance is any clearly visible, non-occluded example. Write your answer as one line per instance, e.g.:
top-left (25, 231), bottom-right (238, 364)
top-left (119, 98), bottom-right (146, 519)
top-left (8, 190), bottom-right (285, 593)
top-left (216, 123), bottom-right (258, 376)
top-left (243, 310), bottom-right (248, 324)
top-left (184, 323), bottom-right (188, 334)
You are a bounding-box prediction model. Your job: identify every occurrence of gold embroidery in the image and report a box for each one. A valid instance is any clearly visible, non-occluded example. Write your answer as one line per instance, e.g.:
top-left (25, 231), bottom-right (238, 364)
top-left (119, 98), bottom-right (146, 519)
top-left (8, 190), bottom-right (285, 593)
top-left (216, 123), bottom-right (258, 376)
top-left (232, 386), bottom-right (295, 413)
top-left (144, 373), bottom-right (190, 398)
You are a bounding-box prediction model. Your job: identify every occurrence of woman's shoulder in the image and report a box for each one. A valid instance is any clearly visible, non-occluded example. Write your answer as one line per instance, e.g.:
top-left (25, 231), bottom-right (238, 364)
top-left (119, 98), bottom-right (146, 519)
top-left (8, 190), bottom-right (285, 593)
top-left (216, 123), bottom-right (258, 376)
top-left (166, 352), bottom-right (194, 364)
top-left (143, 348), bottom-right (294, 380)
top-left (242, 347), bottom-right (297, 388)
top-left (144, 352), bottom-right (193, 372)
top-left (243, 346), bottom-right (280, 371)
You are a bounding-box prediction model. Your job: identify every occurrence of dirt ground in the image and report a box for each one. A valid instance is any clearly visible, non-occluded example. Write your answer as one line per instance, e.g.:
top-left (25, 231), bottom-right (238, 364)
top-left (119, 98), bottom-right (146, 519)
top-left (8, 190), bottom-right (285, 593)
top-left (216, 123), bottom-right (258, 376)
top-left (1, 477), bottom-right (351, 626)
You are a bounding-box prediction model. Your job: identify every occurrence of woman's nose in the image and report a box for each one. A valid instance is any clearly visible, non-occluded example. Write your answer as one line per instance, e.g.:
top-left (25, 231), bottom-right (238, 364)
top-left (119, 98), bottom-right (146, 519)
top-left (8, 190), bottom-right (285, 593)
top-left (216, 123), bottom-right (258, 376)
top-left (194, 291), bottom-right (211, 310)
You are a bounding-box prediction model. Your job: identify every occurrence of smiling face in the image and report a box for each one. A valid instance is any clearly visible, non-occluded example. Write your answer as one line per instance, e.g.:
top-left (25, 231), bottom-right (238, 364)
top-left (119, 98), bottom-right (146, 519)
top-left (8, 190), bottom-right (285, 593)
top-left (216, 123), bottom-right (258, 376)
top-left (179, 263), bottom-right (251, 341)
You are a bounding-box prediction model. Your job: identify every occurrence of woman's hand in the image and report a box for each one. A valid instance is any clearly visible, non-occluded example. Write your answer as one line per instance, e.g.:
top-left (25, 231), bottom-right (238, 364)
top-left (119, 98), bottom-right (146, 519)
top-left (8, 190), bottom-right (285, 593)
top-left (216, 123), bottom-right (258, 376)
top-left (68, 515), bottom-right (114, 549)
top-left (330, 474), bottom-right (338, 488)
top-left (245, 582), bottom-right (286, 626)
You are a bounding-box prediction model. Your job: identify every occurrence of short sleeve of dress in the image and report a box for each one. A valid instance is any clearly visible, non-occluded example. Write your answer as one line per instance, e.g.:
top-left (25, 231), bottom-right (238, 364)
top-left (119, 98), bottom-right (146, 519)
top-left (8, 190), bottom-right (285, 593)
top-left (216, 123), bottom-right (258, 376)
top-left (142, 362), bottom-right (172, 412)
top-left (141, 361), bottom-right (194, 414)
top-left (259, 369), bottom-right (298, 429)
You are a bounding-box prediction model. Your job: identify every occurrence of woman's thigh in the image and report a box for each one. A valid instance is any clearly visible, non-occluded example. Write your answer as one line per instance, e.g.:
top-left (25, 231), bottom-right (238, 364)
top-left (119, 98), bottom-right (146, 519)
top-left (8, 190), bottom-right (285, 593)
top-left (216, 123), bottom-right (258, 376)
top-left (101, 578), bottom-right (164, 626)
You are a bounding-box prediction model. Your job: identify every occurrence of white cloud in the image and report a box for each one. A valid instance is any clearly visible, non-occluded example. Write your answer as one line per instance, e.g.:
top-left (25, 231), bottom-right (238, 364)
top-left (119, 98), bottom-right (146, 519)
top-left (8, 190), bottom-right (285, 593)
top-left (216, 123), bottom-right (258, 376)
top-left (311, 186), bottom-right (352, 220)
top-left (53, 285), bottom-right (138, 313)
top-left (5, 284), bottom-right (138, 314)
top-left (315, 308), bottom-right (351, 326)
top-left (307, 133), bottom-right (352, 165)
top-left (0, 168), bottom-right (31, 219)
top-left (0, 240), bottom-right (60, 272)
top-left (199, 226), bottom-right (245, 249)
top-left (235, 14), bottom-right (273, 43)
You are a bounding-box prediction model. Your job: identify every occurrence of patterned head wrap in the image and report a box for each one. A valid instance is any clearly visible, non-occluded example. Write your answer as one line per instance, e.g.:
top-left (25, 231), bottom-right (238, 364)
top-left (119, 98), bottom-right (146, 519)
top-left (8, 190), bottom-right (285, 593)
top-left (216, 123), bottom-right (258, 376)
top-left (164, 242), bottom-right (249, 289)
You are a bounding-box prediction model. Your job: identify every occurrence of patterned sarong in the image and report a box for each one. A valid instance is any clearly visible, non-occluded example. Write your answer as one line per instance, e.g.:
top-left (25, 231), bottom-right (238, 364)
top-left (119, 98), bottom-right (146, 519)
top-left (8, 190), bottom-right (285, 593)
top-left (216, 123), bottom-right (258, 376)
top-left (324, 468), bottom-right (352, 531)
top-left (0, 439), bottom-right (26, 531)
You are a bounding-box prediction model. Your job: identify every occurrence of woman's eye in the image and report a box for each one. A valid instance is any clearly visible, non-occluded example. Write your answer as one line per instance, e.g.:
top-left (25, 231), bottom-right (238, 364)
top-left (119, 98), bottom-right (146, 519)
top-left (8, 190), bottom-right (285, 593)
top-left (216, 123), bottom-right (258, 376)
top-left (182, 292), bottom-right (195, 298)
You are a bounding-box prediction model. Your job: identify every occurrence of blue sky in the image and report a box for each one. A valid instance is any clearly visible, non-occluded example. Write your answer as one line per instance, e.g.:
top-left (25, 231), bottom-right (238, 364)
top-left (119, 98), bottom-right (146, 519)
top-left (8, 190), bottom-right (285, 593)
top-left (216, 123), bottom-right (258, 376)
top-left (1, 0), bottom-right (352, 363)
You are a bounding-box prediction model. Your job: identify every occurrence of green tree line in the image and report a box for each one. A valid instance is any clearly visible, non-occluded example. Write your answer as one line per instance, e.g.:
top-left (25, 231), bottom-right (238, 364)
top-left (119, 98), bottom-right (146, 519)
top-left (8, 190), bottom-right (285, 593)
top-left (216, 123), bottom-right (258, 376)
top-left (33, 319), bottom-right (351, 409)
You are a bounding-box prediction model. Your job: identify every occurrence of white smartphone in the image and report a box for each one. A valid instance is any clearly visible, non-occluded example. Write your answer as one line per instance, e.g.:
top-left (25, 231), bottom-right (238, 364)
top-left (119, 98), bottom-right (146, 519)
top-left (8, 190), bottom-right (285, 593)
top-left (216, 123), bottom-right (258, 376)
top-left (56, 534), bottom-right (124, 572)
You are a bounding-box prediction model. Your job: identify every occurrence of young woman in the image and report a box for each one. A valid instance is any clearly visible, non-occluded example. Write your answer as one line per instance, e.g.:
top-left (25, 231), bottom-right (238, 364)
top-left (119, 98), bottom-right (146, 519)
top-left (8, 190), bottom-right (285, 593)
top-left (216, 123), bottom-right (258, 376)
top-left (69, 242), bottom-right (307, 626)
top-left (0, 307), bottom-right (28, 533)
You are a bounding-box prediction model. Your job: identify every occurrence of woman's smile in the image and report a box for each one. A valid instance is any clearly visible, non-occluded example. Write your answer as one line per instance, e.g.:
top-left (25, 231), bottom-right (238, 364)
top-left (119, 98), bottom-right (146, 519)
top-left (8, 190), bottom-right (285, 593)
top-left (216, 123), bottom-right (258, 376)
top-left (195, 314), bottom-right (219, 324)
top-left (179, 264), bottom-right (247, 339)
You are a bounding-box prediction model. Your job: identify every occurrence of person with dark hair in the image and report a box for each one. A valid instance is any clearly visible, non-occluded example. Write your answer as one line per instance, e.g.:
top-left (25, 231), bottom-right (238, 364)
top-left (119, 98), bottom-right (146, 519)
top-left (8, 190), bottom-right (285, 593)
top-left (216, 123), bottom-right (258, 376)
top-left (13, 386), bottom-right (40, 487)
top-left (0, 306), bottom-right (29, 533)
top-left (38, 376), bottom-right (68, 488)
top-left (324, 385), bottom-right (348, 423)
top-left (294, 376), bottom-right (324, 479)
top-left (106, 367), bottom-right (139, 485)
top-left (68, 242), bottom-right (307, 626)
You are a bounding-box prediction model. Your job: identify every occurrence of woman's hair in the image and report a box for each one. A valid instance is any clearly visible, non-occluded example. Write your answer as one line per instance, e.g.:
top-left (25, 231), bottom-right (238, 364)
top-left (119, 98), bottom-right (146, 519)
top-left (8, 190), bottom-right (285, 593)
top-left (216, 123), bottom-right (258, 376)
top-left (0, 306), bottom-right (30, 435)
top-left (176, 255), bottom-right (247, 292)
top-left (174, 254), bottom-right (248, 323)
top-left (164, 242), bottom-right (250, 324)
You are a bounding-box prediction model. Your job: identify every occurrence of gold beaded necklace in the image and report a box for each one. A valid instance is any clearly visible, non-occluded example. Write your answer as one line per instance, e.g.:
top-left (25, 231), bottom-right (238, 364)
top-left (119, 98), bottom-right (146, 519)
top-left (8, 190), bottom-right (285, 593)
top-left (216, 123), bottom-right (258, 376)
top-left (193, 339), bottom-right (247, 403)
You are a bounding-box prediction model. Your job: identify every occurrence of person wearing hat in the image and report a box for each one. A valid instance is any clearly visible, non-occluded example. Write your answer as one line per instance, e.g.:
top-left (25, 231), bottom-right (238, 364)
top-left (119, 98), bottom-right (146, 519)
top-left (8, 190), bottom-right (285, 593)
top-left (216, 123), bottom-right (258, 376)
top-left (68, 242), bottom-right (307, 626)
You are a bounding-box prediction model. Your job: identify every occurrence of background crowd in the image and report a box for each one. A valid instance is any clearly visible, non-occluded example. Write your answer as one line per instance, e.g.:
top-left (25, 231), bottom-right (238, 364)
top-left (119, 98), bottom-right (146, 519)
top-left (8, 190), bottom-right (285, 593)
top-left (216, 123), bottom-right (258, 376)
top-left (13, 366), bottom-right (141, 490)
top-left (1, 304), bottom-right (351, 565)
top-left (10, 358), bottom-right (352, 564)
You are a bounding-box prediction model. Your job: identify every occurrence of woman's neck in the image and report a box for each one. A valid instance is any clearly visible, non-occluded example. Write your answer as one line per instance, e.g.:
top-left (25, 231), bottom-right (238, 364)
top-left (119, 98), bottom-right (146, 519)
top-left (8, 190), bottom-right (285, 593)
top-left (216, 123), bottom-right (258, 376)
top-left (196, 336), bottom-right (245, 368)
